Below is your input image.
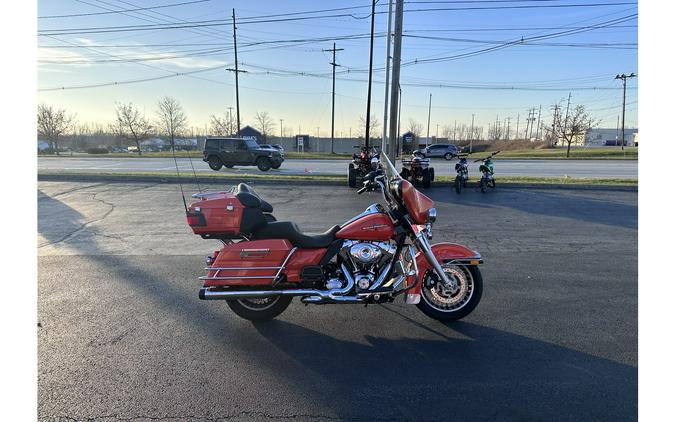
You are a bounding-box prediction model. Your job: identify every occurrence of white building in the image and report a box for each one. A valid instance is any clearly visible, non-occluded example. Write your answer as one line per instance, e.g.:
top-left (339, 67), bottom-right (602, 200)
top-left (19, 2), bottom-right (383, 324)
top-left (584, 128), bottom-right (638, 147)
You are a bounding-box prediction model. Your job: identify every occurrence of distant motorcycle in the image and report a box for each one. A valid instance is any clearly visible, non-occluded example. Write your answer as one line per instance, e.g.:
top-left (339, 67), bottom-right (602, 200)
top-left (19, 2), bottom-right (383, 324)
top-left (453, 153), bottom-right (471, 194)
top-left (400, 151), bottom-right (435, 189)
top-left (474, 151), bottom-right (500, 193)
top-left (349, 146), bottom-right (380, 188)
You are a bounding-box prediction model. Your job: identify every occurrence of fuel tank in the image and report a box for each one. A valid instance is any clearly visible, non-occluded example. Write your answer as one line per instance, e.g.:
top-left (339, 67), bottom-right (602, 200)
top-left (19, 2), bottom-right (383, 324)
top-left (336, 212), bottom-right (395, 241)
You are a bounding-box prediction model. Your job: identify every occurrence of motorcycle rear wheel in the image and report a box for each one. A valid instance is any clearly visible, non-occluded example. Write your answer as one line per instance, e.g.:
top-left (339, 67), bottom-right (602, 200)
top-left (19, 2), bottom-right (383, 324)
top-left (417, 265), bottom-right (483, 322)
top-left (226, 296), bottom-right (292, 322)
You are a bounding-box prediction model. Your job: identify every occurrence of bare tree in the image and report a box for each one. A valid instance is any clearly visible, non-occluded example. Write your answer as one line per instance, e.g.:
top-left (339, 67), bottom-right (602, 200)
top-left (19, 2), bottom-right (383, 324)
top-left (37, 104), bottom-right (76, 155)
top-left (115, 102), bottom-right (152, 155)
top-left (441, 124), bottom-right (454, 140)
top-left (156, 97), bottom-right (188, 149)
top-left (547, 102), bottom-right (596, 158)
top-left (407, 118), bottom-right (424, 137)
top-left (254, 111), bottom-right (275, 143)
top-left (356, 115), bottom-right (380, 138)
top-left (210, 111), bottom-right (236, 137)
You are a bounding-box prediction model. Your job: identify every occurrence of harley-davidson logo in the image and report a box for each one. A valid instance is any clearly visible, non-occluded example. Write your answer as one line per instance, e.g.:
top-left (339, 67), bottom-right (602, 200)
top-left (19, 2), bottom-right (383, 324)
top-left (362, 224), bottom-right (389, 231)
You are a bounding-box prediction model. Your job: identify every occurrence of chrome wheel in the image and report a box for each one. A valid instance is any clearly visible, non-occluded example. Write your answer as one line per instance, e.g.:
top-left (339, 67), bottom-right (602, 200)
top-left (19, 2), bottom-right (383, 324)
top-left (422, 265), bottom-right (474, 312)
top-left (237, 297), bottom-right (280, 311)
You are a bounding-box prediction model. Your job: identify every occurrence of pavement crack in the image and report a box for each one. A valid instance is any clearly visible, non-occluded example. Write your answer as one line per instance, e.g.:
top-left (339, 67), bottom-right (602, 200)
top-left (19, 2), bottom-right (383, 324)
top-left (38, 192), bottom-right (116, 248)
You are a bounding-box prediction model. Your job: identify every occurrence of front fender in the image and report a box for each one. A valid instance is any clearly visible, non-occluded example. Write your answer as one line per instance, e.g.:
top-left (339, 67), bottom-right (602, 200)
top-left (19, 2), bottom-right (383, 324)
top-left (406, 242), bottom-right (482, 298)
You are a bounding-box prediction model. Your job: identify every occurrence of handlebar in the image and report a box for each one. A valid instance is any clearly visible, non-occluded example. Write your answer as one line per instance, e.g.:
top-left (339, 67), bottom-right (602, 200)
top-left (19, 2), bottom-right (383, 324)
top-left (474, 150), bottom-right (501, 162)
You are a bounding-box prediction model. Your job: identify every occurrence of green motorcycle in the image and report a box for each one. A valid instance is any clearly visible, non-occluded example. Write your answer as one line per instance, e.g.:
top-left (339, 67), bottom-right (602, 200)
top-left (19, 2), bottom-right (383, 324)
top-left (474, 151), bottom-right (500, 193)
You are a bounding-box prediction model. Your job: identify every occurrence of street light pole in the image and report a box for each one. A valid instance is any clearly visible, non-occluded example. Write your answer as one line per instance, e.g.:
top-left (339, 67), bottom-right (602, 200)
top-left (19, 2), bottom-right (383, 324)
top-left (615, 72), bottom-right (636, 150)
top-left (470, 114), bottom-right (475, 153)
top-left (426, 93), bottom-right (432, 148)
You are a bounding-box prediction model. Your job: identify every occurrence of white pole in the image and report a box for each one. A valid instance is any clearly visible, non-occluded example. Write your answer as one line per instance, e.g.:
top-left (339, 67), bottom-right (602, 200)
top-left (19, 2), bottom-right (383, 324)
top-left (382, 0), bottom-right (394, 153)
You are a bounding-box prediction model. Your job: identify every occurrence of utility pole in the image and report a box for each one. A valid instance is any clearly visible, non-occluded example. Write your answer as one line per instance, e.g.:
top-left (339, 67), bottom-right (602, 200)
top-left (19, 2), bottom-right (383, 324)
top-left (387, 0), bottom-right (404, 165)
top-left (436, 123), bottom-right (439, 139)
top-left (526, 108), bottom-right (537, 140)
top-left (397, 84), bottom-right (402, 157)
top-left (280, 119), bottom-right (284, 140)
top-left (364, 0), bottom-right (377, 150)
top-left (228, 9), bottom-right (247, 136)
top-left (453, 120), bottom-right (457, 142)
top-left (470, 114), bottom-right (475, 152)
top-left (505, 117), bottom-right (511, 140)
top-left (551, 105), bottom-right (560, 147)
top-left (535, 105), bottom-right (542, 141)
top-left (562, 93), bottom-right (572, 147)
top-left (227, 107), bottom-right (234, 135)
top-left (316, 127), bottom-right (320, 138)
top-left (382, 0), bottom-right (394, 154)
top-left (515, 113), bottom-right (520, 140)
top-left (323, 42), bottom-right (343, 154)
top-left (426, 93), bottom-right (432, 147)
top-left (615, 72), bottom-right (636, 150)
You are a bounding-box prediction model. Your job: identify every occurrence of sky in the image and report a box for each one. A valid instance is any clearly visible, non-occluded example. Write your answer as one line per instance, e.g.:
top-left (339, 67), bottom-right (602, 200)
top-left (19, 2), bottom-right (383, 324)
top-left (37, 0), bottom-right (638, 138)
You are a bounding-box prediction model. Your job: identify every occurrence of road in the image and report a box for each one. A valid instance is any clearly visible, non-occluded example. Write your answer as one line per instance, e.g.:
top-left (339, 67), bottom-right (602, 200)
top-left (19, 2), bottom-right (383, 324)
top-left (38, 182), bottom-right (637, 421)
top-left (38, 156), bottom-right (638, 179)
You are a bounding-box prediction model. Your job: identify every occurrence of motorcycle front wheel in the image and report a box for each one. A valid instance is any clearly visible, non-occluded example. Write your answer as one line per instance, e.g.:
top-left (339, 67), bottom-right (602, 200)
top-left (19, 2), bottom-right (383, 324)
top-left (454, 175), bottom-right (462, 194)
top-left (480, 177), bottom-right (488, 193)
top-left (417, 265), bottom-right (483, 322)
top-left (226, 296), bottom-right (292, 322)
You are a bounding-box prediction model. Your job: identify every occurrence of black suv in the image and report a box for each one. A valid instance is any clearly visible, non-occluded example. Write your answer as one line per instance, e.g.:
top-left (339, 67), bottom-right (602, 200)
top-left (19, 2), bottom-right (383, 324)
top-left (203, 137), bottom-right (284, 172)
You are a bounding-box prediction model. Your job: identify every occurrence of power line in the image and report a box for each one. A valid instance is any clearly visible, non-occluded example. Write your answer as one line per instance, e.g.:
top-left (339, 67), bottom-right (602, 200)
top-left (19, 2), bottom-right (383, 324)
top-left (37, 63), bottom-right (231, 91)
top-left (38, 0), bottom-right (210, 19)
top-left (38, 2), bottom-right (637, 36)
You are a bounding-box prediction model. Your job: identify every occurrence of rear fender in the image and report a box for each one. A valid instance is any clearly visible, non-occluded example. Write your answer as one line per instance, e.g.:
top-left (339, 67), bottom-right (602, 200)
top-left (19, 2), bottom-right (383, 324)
top-left (407, 242), bottom-right (482, 297)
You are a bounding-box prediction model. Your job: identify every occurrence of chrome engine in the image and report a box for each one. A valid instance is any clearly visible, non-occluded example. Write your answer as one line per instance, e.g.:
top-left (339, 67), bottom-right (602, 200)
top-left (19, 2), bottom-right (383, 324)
top-left (339, 240), bottom-right (396, 291)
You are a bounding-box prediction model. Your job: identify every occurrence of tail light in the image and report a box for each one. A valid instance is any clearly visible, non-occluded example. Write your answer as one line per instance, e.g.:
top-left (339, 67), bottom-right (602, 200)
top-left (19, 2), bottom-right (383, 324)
top-left (186, 211), bottom-right (206, 227)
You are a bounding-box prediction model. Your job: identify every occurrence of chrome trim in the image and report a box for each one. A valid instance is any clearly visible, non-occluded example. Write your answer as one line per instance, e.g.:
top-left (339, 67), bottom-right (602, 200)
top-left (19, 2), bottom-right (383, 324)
top-left (205, 266), bottom-right (282, 271)
top-left (240, 248), bottom-right (270, 258)
top-left (199, 275), bottom-right (277, 280)
top-left (415, 233), bottom-right (459, 293)
top-left (273, 247), bottom-right (297, 284)
top-left (199, 262), bottom-right (355, 301)
top-left (342, 204), bottom-right (381, 226)
top-left (368, 262), bottom-right (393, 291)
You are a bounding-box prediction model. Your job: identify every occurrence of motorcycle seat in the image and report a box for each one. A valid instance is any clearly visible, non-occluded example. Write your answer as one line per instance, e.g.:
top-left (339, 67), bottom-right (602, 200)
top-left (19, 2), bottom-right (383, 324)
top-left (252, 221), bottom-right (340, 249)
top-left (234, 183), bottom-right (273, 213)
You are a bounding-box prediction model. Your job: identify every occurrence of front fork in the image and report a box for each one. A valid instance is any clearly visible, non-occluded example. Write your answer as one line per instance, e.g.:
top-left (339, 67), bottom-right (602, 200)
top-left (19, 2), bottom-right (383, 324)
top-left (414, 232), bottom-right (459, 293)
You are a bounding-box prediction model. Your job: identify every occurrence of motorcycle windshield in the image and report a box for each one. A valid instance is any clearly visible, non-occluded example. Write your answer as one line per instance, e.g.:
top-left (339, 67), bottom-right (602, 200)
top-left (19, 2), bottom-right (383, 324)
top-left (379, 151), bottom-right (400, 181)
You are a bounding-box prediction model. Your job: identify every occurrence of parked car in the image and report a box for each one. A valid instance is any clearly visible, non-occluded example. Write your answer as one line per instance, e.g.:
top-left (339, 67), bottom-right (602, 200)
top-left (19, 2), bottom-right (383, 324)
top-left (203, 137), bottom-right (284, 171)
top-left (413, 144), bottom-right (458, 160)
top-left (258, 144), bottom-right (285, 157)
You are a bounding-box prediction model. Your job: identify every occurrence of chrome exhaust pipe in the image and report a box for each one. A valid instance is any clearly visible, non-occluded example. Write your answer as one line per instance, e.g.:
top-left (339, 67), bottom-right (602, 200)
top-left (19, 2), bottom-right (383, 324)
top-left (199, 263), bottom-right (356, 301)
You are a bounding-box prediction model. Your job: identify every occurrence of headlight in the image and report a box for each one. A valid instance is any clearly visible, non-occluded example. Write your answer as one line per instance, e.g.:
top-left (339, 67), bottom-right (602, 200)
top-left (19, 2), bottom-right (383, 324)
top-left (428, 207), bottom-right (437, 224)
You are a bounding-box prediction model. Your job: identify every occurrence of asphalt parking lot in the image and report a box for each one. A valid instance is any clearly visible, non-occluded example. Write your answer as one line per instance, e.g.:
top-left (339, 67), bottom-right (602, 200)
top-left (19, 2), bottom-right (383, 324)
top-left (38, 181), bottom-right (637, 421)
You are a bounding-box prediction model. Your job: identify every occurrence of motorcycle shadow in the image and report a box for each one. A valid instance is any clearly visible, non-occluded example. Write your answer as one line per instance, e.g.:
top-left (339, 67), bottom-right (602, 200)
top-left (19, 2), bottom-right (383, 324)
top-left (252, 310), bottom-right (636, 421)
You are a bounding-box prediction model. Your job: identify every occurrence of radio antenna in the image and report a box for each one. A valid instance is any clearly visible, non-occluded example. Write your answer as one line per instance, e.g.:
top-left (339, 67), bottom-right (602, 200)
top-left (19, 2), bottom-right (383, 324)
top-left (186, 140), bottom-right (202, 193)
top-left (171, 139), bottom-right (189, 214)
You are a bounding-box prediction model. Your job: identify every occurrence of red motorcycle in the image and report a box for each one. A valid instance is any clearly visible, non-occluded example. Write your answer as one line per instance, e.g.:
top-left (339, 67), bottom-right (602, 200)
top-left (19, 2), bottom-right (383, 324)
top-left (187, 154), bottom-right (483, 322)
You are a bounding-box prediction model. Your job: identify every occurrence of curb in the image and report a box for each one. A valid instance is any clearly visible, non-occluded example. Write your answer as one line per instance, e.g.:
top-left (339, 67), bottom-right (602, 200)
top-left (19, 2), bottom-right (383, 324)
top-left (38, 172), bottom-right (638, 192)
